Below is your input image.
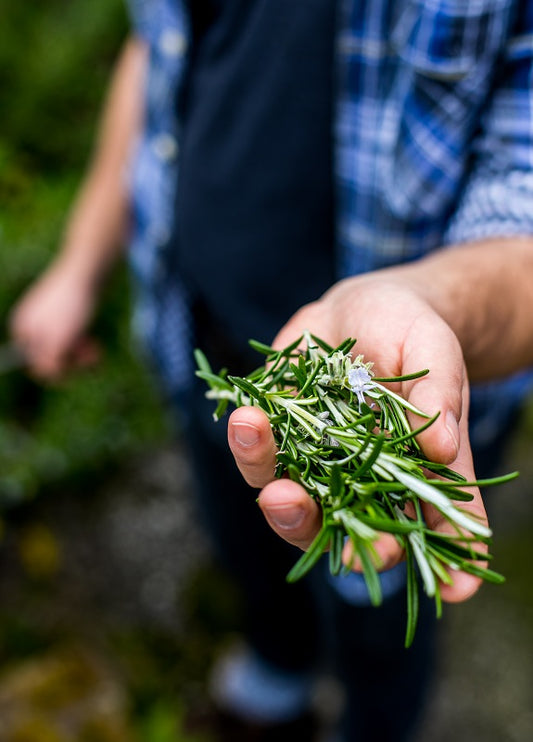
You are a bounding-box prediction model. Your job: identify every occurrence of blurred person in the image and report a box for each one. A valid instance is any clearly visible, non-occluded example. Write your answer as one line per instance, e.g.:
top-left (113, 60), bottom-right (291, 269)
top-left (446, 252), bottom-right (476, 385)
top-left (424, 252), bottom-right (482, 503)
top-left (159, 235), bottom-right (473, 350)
top-left (10, 1), bottom-right (533, 741)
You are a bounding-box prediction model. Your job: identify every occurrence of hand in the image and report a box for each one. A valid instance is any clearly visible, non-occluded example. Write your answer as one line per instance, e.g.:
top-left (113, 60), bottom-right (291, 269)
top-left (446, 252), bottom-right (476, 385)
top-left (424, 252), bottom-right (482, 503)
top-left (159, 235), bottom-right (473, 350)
top-left (228, 272), bottom-right (489, 603)
top-left (9, 259), bottom-right (101, 381)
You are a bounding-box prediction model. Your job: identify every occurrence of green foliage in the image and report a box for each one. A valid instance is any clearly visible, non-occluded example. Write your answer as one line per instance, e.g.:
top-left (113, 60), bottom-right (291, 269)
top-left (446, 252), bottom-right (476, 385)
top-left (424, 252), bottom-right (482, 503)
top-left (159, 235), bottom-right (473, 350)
top-left (0, 1), bottom-right (170, 506)
top-left (137, 700), bottom-right (209, 742)
top-left (0, 0), bottom-right (128, 177)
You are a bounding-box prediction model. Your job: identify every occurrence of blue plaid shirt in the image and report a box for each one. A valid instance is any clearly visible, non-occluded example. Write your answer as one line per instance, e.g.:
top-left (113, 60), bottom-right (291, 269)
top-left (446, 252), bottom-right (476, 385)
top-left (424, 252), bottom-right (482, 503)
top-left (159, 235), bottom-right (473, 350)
top-left (127, 0), bottom-right (533, 438)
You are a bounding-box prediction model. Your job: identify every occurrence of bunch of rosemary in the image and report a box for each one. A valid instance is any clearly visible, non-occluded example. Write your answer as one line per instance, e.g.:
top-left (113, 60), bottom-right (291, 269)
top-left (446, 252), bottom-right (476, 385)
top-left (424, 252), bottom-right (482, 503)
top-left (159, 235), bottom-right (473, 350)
top-left (195, 332), bottom-right (516, 646)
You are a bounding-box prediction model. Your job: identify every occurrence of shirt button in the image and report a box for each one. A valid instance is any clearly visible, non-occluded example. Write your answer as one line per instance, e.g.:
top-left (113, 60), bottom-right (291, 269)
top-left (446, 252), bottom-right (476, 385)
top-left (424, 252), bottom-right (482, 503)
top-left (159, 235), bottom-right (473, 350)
top-left (152, 133), bottom-right (179, 161)
top-left (159, 29), bottom-right (187, 57)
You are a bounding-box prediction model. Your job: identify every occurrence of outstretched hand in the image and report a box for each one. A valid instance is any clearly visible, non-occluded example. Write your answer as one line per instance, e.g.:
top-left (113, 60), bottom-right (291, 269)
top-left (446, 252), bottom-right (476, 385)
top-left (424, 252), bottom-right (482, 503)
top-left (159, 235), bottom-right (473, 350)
top-left (228, 273), bottom-right (488, 603)
top-left (9, 260), bottom-right (101, 381)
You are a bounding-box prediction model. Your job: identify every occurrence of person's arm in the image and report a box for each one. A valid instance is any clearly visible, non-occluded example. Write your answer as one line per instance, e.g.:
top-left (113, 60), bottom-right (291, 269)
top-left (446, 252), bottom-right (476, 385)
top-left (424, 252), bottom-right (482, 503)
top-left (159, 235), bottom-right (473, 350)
top-left (227, 238), bottom-right (533, 604)
top-left (397, 236), bottom-right (533, 381)
top-left (10, 35), bottom-right (148, 379)
top-left (228, 266), bottom-right (482, 604)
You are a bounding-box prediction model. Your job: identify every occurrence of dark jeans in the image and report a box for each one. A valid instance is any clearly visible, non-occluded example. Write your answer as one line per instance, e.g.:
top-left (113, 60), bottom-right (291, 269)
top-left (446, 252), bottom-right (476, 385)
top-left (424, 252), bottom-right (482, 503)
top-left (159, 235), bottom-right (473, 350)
top-left (179, 339), bottom-right (519, 742)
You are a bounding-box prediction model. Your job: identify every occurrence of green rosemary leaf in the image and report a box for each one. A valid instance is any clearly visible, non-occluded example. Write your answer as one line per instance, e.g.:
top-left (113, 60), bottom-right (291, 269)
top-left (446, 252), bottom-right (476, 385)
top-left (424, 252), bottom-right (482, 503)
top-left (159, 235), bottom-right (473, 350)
top-left (354, 481), bottom-right (407, 494)
top-left (310, 334), bottom-right (334, 352)
top-left (418, 461), bottom-right (467, 482)
top-left (434, 587), bottom-right (443, 619)
top-left (328, 464), bottom-right (344, 501)
top-left (297, 358), bottom-right (326, 398)
top-left (247, 365), bottom-right (271, 381)
top-left (418, 482), bottom-right (474, 501)
top-left (352, 433), bottom-right (386, 479)
top-left (329, 527), bottom-right (345, 575)
top-left (214, 398), bottom-right (229, 420)
top-left (279, 419), bottom-right (293, 455)
top-left (355, 539), bottom-right (383, 607)
top-left (289, 361), bottom-right (307, 388)
top-left (287, 463), bottom-right (303, 483)
top-left (194, 348), bottom-right (212, 374)
top-left (359, 404), bottom-right (377, 431)
top-left (355, 512), bottom-right (422, 534)
top-left (248, 338), bottom-right (277, 356)
top-left (373, 368), bottom-right (430, 383)
top-left (459, 563), bottom-right (506, 584)
top-left (373, 383), bottom-right (432, 418)
top-left (281, 335), bottom-right (305, 356)
top-left (425, 535), bottom-right (492, 563)
top-left (405, 542), bottom-right (419, 648)
top-left (227, 375), bottom-right (265, 403)
top-left (462, 471), bottom-right (520, 488)
top-left (390, 411), bottom-right (440, 447)
top-left (333, 337), bottom-right (358, 355)
top-left (408, 531), bottom-right (437, 597)
top-left (196, 369), bottom-right (234, 391)
top-left (427, 552), bottom-right (454, 586)
top-left (286, 526), bottom-right (331, 582)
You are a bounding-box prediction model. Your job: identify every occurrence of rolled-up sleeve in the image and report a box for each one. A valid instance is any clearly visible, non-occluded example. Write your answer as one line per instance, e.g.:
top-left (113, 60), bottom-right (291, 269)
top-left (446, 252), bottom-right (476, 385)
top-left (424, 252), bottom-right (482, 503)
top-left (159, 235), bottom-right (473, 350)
top-left (445, 5), bottom-right (533, 244)
top-left (126, 0), bottom-right (153, 42)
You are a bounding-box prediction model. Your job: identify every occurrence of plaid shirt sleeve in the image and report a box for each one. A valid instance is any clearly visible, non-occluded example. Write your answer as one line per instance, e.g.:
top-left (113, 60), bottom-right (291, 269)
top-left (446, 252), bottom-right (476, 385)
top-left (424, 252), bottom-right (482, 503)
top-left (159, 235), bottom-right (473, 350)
top-left (126, 0), bottom-right (152, 40)
top-left (445, 1), bottom-right (533, 244)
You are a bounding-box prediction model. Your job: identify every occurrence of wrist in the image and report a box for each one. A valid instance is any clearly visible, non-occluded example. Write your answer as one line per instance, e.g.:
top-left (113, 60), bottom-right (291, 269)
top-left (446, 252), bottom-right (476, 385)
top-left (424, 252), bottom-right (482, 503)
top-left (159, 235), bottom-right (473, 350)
top-left (50, 248), bottom-right (108, 297)
top-left (386, 238), bottom-right (533, 380)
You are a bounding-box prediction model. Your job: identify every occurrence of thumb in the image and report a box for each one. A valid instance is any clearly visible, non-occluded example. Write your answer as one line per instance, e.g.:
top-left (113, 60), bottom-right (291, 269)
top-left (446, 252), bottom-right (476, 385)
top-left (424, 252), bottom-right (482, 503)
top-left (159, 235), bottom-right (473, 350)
top-left (258, 479), bottom-right (323, 552)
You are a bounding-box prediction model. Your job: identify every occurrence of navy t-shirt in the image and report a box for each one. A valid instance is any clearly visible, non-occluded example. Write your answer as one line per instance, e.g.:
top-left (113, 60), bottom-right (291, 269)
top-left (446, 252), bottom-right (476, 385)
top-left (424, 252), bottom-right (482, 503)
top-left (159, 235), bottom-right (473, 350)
top-left (174, 0), bottom-right (337, 360)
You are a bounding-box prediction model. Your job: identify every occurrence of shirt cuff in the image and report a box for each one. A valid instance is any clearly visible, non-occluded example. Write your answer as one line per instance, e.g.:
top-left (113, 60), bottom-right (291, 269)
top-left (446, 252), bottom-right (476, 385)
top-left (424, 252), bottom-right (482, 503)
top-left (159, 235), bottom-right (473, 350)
top-left (444, 169), bottom-right (533, 245)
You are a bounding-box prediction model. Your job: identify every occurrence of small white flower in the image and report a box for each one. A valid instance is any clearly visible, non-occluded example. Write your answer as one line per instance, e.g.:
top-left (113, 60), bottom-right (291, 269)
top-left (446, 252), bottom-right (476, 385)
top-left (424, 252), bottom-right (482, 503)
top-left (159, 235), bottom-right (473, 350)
top-left (348, 366), bottom-right (374, 407)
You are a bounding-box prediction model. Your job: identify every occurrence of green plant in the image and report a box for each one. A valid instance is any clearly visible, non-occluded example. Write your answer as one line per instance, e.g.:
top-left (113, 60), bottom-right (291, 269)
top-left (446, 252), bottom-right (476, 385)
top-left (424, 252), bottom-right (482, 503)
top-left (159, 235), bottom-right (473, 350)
top-left (0, 1), bottom-right (170, 506)
top-left (196, 333), bottom-right (517, 646)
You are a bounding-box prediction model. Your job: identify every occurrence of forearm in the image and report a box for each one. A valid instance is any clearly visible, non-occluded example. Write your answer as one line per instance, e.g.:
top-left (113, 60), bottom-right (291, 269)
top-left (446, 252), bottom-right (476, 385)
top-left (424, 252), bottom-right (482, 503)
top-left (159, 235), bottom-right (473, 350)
top-left (57, 35), bottom-right (147, 289)
top-left (381, 237), bottom-right (533, 383)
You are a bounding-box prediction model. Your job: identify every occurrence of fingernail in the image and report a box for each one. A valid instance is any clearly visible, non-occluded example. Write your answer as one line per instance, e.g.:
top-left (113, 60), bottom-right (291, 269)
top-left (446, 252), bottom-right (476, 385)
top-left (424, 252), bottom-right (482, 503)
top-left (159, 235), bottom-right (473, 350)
top-left (266, 504), bottom-right (305, 530)
top-left (232, 421), bottom-right (260, 447)
top-left (445, 410), bottom-right (460, 458)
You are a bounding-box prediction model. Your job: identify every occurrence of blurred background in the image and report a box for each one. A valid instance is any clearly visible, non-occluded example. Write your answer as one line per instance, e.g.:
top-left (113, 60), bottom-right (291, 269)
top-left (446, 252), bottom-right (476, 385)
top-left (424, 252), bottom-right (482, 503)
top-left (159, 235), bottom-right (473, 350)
top-left (0, 1), bottom-right (532, 740)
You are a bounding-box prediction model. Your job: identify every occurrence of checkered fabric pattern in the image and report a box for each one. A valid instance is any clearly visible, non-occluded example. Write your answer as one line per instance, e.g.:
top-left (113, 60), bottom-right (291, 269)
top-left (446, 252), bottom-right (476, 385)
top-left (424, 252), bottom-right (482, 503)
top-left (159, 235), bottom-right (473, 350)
top-left (126, 0), bottom-right (533, 419)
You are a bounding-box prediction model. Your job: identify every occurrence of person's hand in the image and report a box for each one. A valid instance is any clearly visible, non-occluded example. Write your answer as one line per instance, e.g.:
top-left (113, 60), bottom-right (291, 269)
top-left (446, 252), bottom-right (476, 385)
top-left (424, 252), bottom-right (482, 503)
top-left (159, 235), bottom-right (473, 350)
top-left (228, 272), bottom-right (488, 603)
top-left (9, 258), bottom-right (101, 381)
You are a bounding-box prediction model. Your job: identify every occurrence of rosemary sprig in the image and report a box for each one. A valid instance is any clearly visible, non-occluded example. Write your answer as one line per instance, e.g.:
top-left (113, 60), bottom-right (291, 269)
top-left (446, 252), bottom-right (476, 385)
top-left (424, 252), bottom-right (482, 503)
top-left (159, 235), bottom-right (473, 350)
top-left (195, 332), bottom-right (517, 646)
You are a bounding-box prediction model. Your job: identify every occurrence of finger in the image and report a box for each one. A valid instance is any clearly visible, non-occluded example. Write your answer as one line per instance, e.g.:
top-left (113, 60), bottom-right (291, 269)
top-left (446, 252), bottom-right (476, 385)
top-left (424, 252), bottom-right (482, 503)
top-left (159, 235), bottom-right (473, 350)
top-left (424, 496), bottom-right (488, 603)
top-left (423, 404), bottom-right (489, 603)
top-left (401, 313), bottom-right (465, 465)
top-left (228, 406), bottom-right (278, 488)
top-left (427, 500), bottom-right (488, 604)
top-left (258, 479), bottom-right (323, 551)
top-left (342, 532), bottom-right (404, 572)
